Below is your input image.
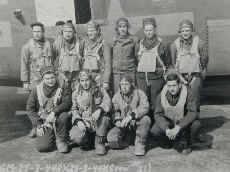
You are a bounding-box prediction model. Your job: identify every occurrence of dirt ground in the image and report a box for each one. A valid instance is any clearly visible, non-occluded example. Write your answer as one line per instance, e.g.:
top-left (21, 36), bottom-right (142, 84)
top-left (0, 81), bottom-right (230, 172)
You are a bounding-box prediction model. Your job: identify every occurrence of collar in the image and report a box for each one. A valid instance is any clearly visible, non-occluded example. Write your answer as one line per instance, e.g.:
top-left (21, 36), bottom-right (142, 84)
top-left (166, 86), bottom-right (182, 99)
top-left (32, 38), bottom-right (45, 48)
top-left (85, 36), bottom-right (103, 50)
top-left (120, 88), bottom-right (135, 104)
top-left (142, 34), bottom-right (160, 49)
top-left (63, 36), bottom-right (77, 50)
top-left (114, 34), bottom-right (134, 44)
top-left (180, 35), bottom-right (193, 46)
top-left (42, 82), bottom-right (59, 97)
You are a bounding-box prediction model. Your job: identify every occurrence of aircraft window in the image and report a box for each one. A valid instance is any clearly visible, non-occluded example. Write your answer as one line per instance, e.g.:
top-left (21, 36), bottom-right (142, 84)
top-left (74, 0), bottom-right (91, 24)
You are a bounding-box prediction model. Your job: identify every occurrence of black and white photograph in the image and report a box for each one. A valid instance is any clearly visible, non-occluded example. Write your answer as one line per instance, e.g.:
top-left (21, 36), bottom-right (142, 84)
top-left (0, 0), bottom-right (230, 171)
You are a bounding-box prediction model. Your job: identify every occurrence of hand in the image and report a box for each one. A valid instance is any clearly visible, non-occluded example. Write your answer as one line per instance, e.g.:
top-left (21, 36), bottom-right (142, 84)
top-left (102, 82), bottom-right (109, 90)
top-left (92, 109), bottom-right (102, 122)
top-left (72, 110), bottom-right (81, 124)
top-left (169, 125), bottom-right (181, 140)
top-left (36, 126), bottom-right (45, 136)
top-left (121, 115), bottom-right (132, 128)
top-left (166, 128), bottom-right (173, 139)
top-left (179, 76), bottom-right (188, 85)
top-left (23, 82), bottom-right (30, 89)
top-left (77, 121), bottom-right (86, 132)
top-left (201, 68), bottom-right (207, 80)
top-left (46, 112), bottom-right (56, 123)
top-left (115, 120), bottom-right (122, 128)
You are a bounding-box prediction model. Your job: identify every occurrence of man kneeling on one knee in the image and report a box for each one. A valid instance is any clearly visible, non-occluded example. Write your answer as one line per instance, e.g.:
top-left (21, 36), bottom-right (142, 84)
top-left (26, 66), bottom-right (72, 153)
top-left (70, 70), bottom-right (111, 155)
top-left (150, 72), bottom-right (201, 154)
top-left (107, 75), bottom-right (151, 156)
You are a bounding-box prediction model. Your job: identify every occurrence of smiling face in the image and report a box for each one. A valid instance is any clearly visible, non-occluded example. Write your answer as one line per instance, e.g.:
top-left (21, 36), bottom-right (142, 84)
top-left (180, 26), bottom-right (193, 40)
top-left (143, 24), bottom-right (156, 39)
top-left (43, 73), bottom-right (57, 87)
top-left (32, 26), bottom-right (44, 41)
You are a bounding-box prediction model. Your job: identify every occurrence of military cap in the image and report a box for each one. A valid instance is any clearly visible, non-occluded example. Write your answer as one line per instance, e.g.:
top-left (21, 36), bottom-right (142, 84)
top-left (120, 74), bottom-right (134, 84)
top-left (55, 21), bottom-right (65, 26)
top-left (40, 66), bottom-right (56, 77)
top-left (178, 19), bottom-right (194, 32)
top-left (30, 22), bottom-right (45, 31)
top-left (63, 22), bottom-right (76, 33)
top-left (87, 20), bottom-right (100, 31)
top-left (142, 17), bottom-right (157, 28)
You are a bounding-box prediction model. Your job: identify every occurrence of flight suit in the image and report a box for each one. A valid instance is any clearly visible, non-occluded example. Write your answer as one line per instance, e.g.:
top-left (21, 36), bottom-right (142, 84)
top-left (82, 37), bottom-right (111, 88)
top-left (107, 88), bottom-right (151, 155)
top-left (26, 82), bottom-right (72, 152)
top-left (70, 84), bottom-right (111, 153)
top-left (151, 85), bottom-right (201, 152)
top-left (170, 35), bottom-right (209, 111)
top-left (53, 37), bottom-right (83, 90)
top-left (137, 37), bottom-right (170, 110)
top-left (112, 35), bottom-right (139, 93)
top-left (21, 39), bottom-right (53, 89)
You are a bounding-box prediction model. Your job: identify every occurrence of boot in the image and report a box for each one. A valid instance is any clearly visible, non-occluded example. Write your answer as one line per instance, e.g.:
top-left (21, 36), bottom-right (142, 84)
top-left (134, 138), bottom-right (146, 156)
top-left (56, 139), bottom-right (68, 153)
top-left (95, 136), bottom-right (106, 155)
top-left (28, 128), bottom-right (37, 138)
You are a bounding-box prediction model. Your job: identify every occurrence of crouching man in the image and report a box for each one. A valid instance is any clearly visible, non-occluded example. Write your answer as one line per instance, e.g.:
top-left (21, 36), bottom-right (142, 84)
top-left (70, 70), bottom-right (111, 155)
top-left (26, 66), bottom-right (72, 153)
top-left (107, 75), bottom-right (151, 156)
top-left (150, 72), bottom-right (201, 154)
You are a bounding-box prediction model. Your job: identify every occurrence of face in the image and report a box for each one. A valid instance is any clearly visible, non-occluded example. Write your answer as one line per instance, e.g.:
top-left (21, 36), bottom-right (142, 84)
top-left (144, 24), bottom-right (156, 39)
top-left (63, 26), bottom-right (74, 41)
top-left (80, 77), bottom-right (91, 90)
top-left (87, 27), bottom-right (98, 41)
top-left (166, 80), bottom-right (181, 96)
top-left (43, 73), bottom-right (56, 87)
top-left (120, 79), bottom-right (131, 95)
top-left (117, 21), bottom-right (128, 36)
top-left (32, 26), bottom-right (44, 41)
top-left (180, 27), bottom-right (192, 40)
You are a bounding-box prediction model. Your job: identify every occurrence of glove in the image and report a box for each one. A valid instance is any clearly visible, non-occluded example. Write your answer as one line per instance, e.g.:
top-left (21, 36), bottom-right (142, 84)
top-left (121, 115), bottom-right (132, 128)
top-left (92, 108), bottom-right (102, 122)
top-left (45, 112), bottom-right (56, 123)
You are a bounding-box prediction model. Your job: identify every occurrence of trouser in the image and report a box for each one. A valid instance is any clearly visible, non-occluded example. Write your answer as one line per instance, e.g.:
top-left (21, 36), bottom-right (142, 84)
top-left (58, 71), bottom-right (79, 91)
top-left (112, 71), bottom-right (136, 94)
top-left (137, 73), bottom-right (164, 110)
top-left (107, 116), bottom-right (151, 149)
top-left (150, 120), bottom-right (201, 149)
top-left (69, 115), bottom-right (110, 146)
top-left (28, 112), bottom-right (71, 152)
